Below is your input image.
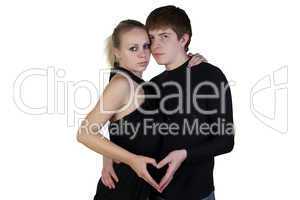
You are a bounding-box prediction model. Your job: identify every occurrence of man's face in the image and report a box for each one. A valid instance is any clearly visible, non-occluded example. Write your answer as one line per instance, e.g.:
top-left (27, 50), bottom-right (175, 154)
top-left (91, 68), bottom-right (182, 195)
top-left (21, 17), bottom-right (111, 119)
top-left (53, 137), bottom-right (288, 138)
top-left (148, 28), bottom-right (186, 67)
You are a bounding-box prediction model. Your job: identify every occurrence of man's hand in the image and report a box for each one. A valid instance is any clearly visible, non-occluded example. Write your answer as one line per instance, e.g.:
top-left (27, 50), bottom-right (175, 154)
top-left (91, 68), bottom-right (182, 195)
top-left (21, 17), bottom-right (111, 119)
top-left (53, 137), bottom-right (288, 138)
top-left (127, 155), bottom-right (160, 191)
top-left (101, 157), bottom-right (119, 189)
top-left (157, 149), bottom-right (187, 193)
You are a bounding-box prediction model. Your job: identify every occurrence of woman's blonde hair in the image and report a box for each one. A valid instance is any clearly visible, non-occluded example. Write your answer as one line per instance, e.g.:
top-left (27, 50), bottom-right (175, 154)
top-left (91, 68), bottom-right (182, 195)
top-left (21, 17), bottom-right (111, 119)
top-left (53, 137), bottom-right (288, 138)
top-left (105, 19), bottom-right (147, 67)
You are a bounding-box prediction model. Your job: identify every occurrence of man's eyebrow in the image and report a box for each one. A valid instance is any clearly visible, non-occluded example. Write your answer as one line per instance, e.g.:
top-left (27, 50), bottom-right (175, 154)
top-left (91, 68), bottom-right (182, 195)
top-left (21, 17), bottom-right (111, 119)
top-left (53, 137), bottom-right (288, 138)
top-left (158, 32), bottom-right (172, 36)
top-left (149, 32), bottom-right (171, 37)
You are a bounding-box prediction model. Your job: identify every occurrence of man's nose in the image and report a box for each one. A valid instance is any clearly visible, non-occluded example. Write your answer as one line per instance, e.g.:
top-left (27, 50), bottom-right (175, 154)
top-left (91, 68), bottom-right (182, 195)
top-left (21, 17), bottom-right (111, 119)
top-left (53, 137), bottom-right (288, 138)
top-left (151, 39), bottom-right (161, 51)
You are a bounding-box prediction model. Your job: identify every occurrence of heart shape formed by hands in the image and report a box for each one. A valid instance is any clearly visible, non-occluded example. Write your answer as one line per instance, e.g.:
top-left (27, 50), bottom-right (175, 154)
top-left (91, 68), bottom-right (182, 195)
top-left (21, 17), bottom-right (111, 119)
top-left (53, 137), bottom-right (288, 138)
top-left (147, 149), bottom-right (188, 193)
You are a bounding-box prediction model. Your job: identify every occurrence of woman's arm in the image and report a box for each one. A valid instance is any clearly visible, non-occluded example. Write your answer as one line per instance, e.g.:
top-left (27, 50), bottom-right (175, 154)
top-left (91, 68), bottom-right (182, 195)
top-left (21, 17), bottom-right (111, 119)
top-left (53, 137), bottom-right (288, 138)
top-left (77, 75), bottom-right (134, 163)
top-left (76, 75), bottom-right (159, 190)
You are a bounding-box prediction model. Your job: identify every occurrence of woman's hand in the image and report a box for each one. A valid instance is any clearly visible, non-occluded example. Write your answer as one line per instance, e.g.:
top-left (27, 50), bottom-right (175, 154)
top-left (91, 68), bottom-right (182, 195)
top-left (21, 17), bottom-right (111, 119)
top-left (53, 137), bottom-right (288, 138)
top-left (187, 53), bottom-right (207, 67)
top-left (127, 155), bottom-right (159, 191)
top-left (101, 156), bottom-right (119, 189)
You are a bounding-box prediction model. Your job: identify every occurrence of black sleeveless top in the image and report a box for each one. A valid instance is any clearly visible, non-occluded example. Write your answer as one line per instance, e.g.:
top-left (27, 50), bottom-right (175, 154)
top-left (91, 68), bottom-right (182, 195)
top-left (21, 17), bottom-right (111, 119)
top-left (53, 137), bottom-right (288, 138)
top-left (93, 66), bottom-right (161, 200)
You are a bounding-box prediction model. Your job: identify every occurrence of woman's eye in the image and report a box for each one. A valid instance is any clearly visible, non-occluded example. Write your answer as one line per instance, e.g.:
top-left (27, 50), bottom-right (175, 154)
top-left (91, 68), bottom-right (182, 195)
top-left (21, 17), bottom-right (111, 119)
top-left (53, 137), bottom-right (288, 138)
top-left (129, 47), bottom-right (138, 51)
top-left (144, 44), bottom-right (150, 49)
top-left (163, 34), bottom-right (168, 39)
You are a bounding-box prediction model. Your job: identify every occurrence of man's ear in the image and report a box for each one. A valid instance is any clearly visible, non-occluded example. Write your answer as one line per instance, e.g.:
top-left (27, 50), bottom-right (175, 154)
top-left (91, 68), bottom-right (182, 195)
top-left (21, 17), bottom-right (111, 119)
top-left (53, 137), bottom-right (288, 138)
top-left (179, 33), bottom-right (190, 49)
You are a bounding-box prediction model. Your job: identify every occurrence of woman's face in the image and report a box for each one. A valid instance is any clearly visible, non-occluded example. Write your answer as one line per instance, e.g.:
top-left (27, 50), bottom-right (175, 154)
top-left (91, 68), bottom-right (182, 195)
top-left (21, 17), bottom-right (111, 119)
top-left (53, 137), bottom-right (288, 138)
top-left (114, 28), bottom-right (151, 73)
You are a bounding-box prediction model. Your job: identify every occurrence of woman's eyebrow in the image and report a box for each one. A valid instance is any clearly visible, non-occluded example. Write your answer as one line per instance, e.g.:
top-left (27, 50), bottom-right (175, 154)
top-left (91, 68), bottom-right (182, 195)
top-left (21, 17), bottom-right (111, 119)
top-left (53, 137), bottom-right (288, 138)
top-left (127, 43), bottom-right (139, 46)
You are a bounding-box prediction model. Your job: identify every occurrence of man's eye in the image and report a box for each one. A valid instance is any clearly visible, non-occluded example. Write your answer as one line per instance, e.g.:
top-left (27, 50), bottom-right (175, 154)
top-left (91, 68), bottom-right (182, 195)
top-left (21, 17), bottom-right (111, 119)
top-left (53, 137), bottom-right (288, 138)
top-left (129, 47), bottom-right (138, 51)
top-left (163, 34), bottom-right (168, 38)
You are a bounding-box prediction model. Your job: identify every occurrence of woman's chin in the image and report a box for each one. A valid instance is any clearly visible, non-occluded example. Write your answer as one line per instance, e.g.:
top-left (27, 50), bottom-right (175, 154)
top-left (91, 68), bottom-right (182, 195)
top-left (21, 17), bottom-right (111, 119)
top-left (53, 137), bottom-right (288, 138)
top-left (134, 65), bottom-right (147, 73)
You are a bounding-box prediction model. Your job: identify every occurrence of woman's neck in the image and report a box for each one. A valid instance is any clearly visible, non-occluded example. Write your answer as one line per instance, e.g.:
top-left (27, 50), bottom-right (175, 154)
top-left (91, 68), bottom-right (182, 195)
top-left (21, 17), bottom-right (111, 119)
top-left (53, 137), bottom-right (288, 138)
top-left (117, 65), bottom-right (142, 78)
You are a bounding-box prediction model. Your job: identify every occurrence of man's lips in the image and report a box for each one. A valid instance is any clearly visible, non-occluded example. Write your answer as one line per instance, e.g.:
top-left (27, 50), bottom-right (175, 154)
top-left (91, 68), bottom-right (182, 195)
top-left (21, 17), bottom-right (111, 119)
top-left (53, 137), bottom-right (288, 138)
top-left (153, 53), bottom-right (165, 57)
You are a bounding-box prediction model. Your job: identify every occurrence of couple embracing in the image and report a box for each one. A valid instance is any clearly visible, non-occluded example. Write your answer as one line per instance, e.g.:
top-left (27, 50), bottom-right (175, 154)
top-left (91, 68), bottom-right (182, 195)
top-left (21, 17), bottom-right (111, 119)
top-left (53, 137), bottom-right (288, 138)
top-left (77, 5), bottom-right (235, 200)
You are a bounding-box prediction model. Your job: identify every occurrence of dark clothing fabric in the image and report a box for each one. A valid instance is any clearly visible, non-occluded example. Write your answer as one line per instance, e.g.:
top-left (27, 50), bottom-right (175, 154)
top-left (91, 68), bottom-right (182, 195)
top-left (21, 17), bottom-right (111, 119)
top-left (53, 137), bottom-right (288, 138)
top-left (94, 66), bottom-right (161, 200)
top-left (149, 60), bottom-right (235, 200)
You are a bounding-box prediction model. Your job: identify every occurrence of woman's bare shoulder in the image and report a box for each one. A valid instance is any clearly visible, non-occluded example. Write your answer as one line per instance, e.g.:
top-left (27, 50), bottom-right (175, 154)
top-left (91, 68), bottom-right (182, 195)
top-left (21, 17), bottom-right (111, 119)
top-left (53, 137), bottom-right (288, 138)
top-left (107, 74), bottom-right (131, 91)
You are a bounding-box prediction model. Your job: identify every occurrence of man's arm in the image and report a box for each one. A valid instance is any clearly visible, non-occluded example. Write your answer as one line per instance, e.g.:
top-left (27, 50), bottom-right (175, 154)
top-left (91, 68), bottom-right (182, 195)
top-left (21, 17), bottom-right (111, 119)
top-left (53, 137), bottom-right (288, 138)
top-left (184, 66), bottom-right (235, 164)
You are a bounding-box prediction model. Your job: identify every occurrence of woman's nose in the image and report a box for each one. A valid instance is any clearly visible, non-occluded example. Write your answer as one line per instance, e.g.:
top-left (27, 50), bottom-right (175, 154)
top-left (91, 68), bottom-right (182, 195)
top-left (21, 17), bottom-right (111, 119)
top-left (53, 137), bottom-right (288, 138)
top-left (138, 50), bottom-right (146, 58)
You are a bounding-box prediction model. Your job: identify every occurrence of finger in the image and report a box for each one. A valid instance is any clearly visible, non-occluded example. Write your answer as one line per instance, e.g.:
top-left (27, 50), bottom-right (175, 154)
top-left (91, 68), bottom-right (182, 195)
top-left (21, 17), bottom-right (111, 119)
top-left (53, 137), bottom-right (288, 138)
top-left (101, 177), bottom-right (106, 185)
top-left (110, 170), bottom-right (119, 183)
top-left (105, 175), bottom-right (114, 189)
top-left (159, 165), bottom-right (174, 188)
top-left (199, 55), bottom-right (207, 62)
top-left (105, 177), bottom-right (113, 189)
top-left (193, 57), bottom-right (202, 64)
top-left (159, 169), bottom-right (173, 189)
top-left (107, 177), bottom-right (115, 189)
top-left (188, 56), bottom-right (202, 67)
top-left (188, 58), bottom-right (196, 67)
top-left (191, 56), bottom-right (205, 67)
top-left (101, 177), bottom-right (110, 188)
top-left (145, 177), bottom-right (159, 191)
top-left (145, 158), bottom-right (158, 168)
top-left (160, 176), bottom-right (173, 192)
top-left (157, 157), bottom-right (170, 169)
top-left (188, 52), bottom-right (193, 57)
top-left (143, 171), bottom-right (159, 190)
top-left (191, 54), bottom-right (202, 61)
top-left (158, 173), bottom-right (170, 189)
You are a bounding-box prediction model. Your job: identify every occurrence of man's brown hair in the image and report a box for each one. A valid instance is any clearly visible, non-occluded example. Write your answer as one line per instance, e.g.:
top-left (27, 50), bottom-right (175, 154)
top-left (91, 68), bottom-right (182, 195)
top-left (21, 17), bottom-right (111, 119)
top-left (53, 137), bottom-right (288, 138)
top-left (145, 5), bottom-right (192, 51)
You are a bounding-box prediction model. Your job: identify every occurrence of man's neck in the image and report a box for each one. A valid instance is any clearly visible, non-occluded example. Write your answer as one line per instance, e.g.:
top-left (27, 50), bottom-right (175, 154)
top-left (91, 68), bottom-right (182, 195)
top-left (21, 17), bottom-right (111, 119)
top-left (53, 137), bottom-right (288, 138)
top-left (165, 53), bottom-right (189, 71)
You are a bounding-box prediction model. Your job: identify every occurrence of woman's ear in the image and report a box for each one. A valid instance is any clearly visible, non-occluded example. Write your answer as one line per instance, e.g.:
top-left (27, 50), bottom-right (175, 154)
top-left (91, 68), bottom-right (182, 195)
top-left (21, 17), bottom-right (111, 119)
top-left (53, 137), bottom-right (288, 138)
top-left (180, 33), bottom-right (190, 49)
top-left (113, 47), bottom-right (121, 62)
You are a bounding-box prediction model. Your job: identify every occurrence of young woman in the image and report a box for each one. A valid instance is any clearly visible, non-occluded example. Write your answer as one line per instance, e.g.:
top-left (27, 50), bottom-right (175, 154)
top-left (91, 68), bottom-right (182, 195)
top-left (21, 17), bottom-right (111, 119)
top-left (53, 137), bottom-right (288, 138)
top-left (77, 19), bottom-right (205, 200)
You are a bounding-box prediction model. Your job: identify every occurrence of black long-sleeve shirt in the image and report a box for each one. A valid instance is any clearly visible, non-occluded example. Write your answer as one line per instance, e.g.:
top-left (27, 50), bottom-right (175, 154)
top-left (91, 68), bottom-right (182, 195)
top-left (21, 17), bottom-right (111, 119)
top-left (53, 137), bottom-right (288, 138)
top-left (150, 60), bottom-right (235, 200)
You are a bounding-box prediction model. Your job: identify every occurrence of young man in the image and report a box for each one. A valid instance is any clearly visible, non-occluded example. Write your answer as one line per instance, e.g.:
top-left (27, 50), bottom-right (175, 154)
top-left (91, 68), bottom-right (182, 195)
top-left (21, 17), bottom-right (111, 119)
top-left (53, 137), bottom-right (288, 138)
top-left (146, 5), bottom-right (235, 200)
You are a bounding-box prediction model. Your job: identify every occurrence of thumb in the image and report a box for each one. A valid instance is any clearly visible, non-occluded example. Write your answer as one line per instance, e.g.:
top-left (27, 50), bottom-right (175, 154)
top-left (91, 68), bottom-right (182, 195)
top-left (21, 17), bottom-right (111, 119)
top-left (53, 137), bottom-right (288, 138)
top-left (146, 157), bottom-right (157, 168)
top-left (157, 157), bottom-right (170, 169)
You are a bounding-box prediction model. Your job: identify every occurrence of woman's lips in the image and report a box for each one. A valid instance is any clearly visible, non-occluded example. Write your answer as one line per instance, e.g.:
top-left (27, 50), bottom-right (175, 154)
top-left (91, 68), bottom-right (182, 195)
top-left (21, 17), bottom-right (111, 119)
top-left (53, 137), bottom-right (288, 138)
top-left (138, 61), bottom-right (148, 65)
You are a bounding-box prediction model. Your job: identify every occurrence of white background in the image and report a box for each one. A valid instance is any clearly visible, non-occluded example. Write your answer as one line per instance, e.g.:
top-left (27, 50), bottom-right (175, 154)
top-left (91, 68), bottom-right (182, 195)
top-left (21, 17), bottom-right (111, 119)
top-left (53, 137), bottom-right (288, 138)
top-left (1, 0), bottom-right (299, 199)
